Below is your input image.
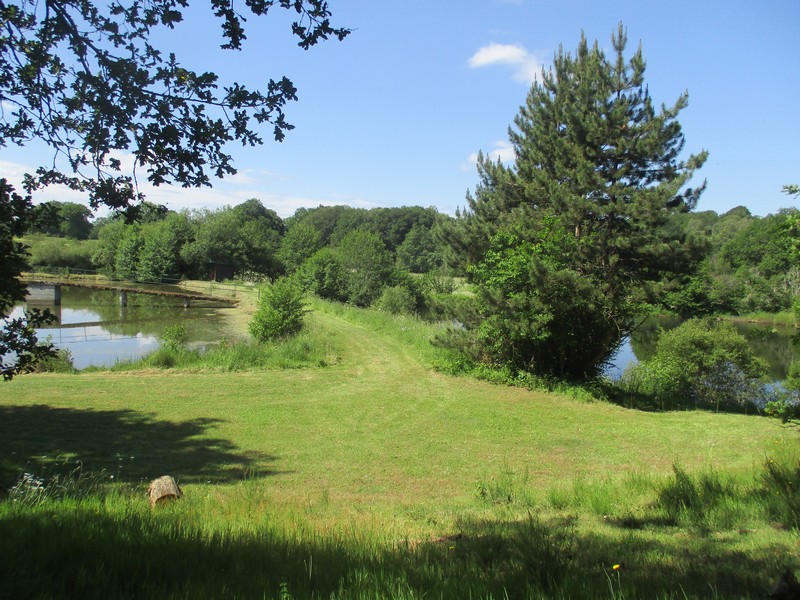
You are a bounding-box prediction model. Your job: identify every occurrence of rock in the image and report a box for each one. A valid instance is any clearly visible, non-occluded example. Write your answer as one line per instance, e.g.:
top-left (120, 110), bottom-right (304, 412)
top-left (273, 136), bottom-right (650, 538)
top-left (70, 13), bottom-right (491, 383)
top-left (771, 570), bottom-right (800, 600)
top-left (147, 475), bottom-right (183, 508)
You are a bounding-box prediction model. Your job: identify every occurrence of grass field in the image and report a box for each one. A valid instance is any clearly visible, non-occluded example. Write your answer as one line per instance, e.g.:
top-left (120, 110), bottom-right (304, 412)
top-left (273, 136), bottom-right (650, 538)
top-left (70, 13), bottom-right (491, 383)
top-left (1, 298), bottom-right (799, 598)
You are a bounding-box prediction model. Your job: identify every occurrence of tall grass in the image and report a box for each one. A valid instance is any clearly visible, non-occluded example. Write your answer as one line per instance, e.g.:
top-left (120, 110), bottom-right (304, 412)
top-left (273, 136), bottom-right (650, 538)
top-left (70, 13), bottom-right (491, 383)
top-left (727, 311), bottom-right (796, 327)
top-left (3, 449), bottom-right (800, 599)
top-left (103, 317), bottom-right (341, 373)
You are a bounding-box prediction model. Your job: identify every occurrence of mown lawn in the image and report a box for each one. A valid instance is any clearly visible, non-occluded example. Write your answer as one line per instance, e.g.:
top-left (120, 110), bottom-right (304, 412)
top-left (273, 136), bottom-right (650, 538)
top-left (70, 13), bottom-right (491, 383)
top-left (1, 301), bottom-right (798, 598)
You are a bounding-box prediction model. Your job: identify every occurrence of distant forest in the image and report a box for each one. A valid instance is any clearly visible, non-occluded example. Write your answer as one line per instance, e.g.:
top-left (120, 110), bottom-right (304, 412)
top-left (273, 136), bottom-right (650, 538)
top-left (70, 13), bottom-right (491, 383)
top-left (22, 198), bottom-right (800, 318)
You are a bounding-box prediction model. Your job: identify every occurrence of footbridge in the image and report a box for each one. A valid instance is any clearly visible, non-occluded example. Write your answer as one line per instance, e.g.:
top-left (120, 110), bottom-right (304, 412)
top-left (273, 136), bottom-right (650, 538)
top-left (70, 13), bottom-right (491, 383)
top-left (23, 277), bottom-right (241, 308)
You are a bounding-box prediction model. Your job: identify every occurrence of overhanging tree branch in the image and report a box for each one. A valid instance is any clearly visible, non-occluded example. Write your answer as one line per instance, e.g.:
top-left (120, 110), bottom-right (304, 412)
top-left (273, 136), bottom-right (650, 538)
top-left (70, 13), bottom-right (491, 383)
top-left (0, 0), bottom-right (348, 378)
top-left (1, 0), bottom-right (349, 210)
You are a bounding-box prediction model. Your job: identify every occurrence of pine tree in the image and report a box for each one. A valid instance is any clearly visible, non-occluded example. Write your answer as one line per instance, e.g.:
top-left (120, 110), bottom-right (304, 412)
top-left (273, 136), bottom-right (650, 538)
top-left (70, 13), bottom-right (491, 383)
top-left (452, 24), bottom-right (707, 380)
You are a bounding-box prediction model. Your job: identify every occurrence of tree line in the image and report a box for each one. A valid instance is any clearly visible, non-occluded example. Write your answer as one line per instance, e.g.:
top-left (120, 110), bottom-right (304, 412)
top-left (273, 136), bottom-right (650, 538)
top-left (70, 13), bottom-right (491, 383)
top-left (23, 199), bottom-right (451, 295)
top-left (24, 193), bottom-right (800, 322)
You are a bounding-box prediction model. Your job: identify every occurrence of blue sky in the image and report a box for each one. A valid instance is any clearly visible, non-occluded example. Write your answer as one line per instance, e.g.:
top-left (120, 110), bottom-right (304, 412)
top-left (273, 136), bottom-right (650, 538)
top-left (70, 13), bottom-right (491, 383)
top-left (2, 0), bottom-right (798, 218)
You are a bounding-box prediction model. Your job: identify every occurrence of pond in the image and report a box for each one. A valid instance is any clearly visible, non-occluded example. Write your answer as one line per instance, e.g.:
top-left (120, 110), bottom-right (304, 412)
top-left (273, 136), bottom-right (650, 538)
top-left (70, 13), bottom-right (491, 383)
top-left (11, 285), bottom-right (247, 369)
top-left (605, 317), bottom-right (800, 382)
top-left (10, 290), bottom-right (800, 379)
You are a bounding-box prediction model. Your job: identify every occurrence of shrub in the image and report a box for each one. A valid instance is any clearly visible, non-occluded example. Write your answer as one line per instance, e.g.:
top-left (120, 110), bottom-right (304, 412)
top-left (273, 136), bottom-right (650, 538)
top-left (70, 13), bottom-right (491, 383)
top-left (766, 360), bottom-right (800, 423)
top-left (617, 319), bottom-right (769, 411)
top-left (297, 248), bottom-right (348, 302)
top-left (793, 296), bottom-right (800, 327)
top-left (336, 230), bottom-right (394, 307)
top-left (375, 285), bottom-right (417, 315)
top-left (421, 272), bottom-right (458, 295)
top-left (142, 346), bottom-right (196, 368)
top-left (159, 323), bottom-right (188, 350)
top-left (765, 396), bottom-right (800, 423)
top-left (249, 277), bottom-right (308, 341)
top-left (29, 347), bottom-right (76, 374)
top-left (25, 235), bottom-right (97, 270)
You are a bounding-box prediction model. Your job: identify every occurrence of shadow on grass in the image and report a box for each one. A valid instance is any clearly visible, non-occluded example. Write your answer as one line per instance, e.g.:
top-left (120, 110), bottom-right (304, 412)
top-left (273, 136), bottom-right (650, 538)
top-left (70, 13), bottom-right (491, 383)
top-left (0, 405), bottom-right (277, 486)
top-left (0, 507), bottom-right (794, 599)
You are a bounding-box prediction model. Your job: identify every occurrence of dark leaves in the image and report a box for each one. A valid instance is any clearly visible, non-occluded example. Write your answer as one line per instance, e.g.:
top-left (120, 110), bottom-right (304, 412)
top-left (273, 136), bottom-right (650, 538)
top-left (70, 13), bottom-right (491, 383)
top-left (2, 0), bottom-right (349, 208)
top-left (0, 180), bottom-right (57, 380)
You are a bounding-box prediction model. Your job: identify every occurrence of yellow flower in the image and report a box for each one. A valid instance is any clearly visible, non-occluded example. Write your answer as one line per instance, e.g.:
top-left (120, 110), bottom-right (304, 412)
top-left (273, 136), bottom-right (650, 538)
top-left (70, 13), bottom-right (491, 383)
top-left (612, 564), bottom-right (621, 571)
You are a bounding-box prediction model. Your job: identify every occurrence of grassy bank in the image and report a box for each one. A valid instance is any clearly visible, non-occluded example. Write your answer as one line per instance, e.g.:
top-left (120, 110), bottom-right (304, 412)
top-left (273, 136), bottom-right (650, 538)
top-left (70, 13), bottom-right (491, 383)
top-left (725, 310), bottom-right (797, 328)
top-left (1, 298), bottom-right (798, 598)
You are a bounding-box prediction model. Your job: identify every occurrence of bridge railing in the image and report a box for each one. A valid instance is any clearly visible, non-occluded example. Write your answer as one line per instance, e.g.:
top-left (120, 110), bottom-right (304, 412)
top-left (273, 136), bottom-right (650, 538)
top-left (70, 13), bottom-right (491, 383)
top-left (23, 267), bottom-right (263, 301)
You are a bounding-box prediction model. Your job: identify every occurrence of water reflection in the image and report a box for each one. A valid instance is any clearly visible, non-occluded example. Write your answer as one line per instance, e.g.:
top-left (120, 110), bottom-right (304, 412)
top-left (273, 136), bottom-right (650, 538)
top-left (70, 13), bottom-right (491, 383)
top-left (12, 286), bottom-right (244, 369)
top-left (607, 317), bottom-right (800, 381)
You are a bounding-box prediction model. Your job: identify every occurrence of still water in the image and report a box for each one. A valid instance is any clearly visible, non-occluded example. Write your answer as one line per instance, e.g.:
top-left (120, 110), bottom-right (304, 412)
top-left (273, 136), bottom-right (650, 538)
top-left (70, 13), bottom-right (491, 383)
top-left (12, 286), bottom-right (246, 369)
top-left (606, 317), bottom-right (800, 382)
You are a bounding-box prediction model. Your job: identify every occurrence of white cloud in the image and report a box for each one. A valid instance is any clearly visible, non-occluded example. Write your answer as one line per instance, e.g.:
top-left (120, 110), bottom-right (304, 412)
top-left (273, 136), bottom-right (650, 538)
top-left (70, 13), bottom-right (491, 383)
top-left (226, 168), bottom-right (282, 186)
top-left (468, 42), bottom-right (544, 84)
top-left (0, 159), bottom-right (30, 181)
top-left (0, 155), bottom-right (383, 219)
top-left (469, 43), bottom-right (528, 68)
top-left (461, 140), bottom-right (516, 172)
top-left (0, 159), bottom-right (90, 206)
top-left (326, 193), bottom-right (382, 210)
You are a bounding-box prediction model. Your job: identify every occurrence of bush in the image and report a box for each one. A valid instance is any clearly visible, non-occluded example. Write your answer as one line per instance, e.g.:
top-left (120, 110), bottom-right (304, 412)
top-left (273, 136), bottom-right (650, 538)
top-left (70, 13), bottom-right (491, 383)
top-left (29, 347), bottom-right (76, 374)
top-left (249, 277), bottom-right (308, 341)
top-left (421, 272), bottom-right (458, 295)
top-left (336, 230), bottom-right (394, 307)
top-left (159, 323), bottom-right (188, 350)
top-left (297, 248), bottom-right (348, 302)
top-left (375, 285), bottom-right (417, 315)
top-left (766, 360), bottom-right (800, 423)
top-left (25, 235), bottom-right (97, 270)
top-left (617, 319), bottom-right (769, 411)
top-left (793, 296), bottom-right (800, 327)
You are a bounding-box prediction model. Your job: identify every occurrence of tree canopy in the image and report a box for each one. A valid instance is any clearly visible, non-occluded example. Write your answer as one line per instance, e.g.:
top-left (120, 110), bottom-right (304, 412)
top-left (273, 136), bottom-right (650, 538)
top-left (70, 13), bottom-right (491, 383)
top-left (1, 0), bottom-right (349, 209)
top-left (28, 201), bottom-right (93, 239)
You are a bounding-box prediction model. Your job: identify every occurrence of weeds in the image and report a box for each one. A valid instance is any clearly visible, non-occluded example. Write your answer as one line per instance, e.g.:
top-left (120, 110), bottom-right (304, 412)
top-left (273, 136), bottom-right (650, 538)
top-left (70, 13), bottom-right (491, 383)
top-left (29, 345), bottom-right (76, 374)
top-left (761, 456), bottom-right (800, 529)
top-left (475, 463), bottom-right (534, 507)
top-left (1, 457), bottom-right (798, 598)
top-left (657, 465), bottom-right (738, 530)
top-left (110, 322), bottom-right (340, 372)
top-left (8, 460), bottom-right (122, 505)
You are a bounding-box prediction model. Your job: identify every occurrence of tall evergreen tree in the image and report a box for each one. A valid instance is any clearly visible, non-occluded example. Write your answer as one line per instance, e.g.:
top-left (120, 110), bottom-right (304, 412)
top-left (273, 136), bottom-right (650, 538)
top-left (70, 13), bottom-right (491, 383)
top-left (450, 25), bottom-right (707, 380)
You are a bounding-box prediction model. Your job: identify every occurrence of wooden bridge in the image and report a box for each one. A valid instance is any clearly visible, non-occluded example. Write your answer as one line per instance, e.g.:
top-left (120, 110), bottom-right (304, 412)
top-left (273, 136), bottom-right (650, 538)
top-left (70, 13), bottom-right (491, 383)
top-left (23, 277), bottom-right (238, 307)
